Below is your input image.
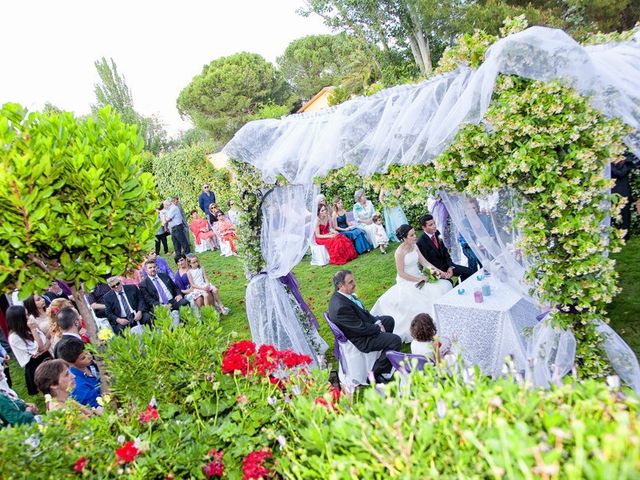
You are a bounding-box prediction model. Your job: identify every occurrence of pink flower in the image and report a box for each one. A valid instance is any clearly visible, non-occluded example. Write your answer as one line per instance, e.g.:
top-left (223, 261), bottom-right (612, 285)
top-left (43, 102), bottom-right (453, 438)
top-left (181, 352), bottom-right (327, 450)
top-left (139, 405), bottom-right (160, 423)
top-left (202, 449), bottom-right (225, 478)
top-left (242, 449), bottom-right (273, 480)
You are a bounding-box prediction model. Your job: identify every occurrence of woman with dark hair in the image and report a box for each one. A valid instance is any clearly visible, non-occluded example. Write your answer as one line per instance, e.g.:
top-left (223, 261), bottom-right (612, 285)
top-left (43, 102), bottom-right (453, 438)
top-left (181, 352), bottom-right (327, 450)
top-left (23, 294), bottom-right (50, 337)
top-left (332, 197), bottom-right (372, 254)
top-left (315, 204), bottom-right (358, 265)
top-left (370, 224), bottom-right (452, 342)
top-left (7, 305), bottom-right (52, 395)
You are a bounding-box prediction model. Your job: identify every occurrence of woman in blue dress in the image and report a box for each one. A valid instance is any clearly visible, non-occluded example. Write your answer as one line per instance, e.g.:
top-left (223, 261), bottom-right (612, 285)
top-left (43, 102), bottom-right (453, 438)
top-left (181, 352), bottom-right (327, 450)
top-left (379, 189), bottom-right (408, 242)
top-left (332, 197), bottom-right (373, 254)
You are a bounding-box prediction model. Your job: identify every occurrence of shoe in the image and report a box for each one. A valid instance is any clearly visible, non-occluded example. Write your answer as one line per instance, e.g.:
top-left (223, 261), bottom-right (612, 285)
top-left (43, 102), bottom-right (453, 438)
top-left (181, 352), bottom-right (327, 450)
top-left (219, 306), bottom-right (231, 316)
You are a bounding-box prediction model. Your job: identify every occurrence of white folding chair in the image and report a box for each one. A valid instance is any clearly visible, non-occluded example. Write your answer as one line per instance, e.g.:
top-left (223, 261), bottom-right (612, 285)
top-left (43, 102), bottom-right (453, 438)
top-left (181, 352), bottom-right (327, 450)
top-left (309, 238), bottom-right (330, 266)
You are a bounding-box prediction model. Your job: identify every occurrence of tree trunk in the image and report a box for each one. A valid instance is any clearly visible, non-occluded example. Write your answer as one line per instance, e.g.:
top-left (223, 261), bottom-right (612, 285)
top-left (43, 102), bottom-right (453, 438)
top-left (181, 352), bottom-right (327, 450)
top-left (71, 286), bottom-right (97, 339)
top-left (408, 36), bottom-right (427, 76)
top-left (415, 31), bottom-right (432, 75)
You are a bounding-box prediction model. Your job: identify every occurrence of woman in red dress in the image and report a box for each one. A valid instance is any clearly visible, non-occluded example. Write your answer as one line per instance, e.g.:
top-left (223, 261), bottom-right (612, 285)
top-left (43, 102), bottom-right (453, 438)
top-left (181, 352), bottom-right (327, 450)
top-left (314, 205), bottom-right (358, 265)
top-left (189, 210), bottom-right (217, 251)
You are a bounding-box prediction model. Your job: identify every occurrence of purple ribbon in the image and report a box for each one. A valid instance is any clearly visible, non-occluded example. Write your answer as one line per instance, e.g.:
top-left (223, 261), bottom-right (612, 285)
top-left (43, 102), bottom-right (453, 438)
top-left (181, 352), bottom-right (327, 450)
top-left (278, 272), bottom-right (319, 330)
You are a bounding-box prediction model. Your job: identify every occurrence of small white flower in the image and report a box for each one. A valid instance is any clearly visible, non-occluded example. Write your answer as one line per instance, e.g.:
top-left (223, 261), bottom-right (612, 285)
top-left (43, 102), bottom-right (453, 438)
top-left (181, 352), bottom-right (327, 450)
top-left (267, 396), bottom-right (277, 405)
top-left (606, 375), bottom-right (621, 389)
top-left (117, 435), bottom-right (125, 444)
top-left (291, 385), bottom-right (301, 396)
top-left (277, 435), bottom-right (287, 450)
top-left (437, 400), bottom-right (447, 418)
top-left (24, 434), bottom-right (40, 449)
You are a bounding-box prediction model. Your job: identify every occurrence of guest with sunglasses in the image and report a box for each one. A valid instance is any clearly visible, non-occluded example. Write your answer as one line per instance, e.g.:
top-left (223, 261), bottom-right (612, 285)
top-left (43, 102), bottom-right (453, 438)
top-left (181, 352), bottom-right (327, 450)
top-left (103, 277), bottom-right (150, 334)
top-left (198, 183), bottom-right (216, 216)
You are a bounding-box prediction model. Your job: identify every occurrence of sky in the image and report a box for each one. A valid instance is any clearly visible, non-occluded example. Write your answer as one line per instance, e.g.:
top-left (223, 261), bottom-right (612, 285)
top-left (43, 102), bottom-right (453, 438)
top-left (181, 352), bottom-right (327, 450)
top-left (0, 0), bottom-right (331, 136)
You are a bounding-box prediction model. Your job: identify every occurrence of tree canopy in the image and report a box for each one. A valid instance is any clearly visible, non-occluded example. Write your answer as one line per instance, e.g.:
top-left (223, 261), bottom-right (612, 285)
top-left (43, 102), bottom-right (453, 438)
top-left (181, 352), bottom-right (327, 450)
top-left (277, 33), bottom-right (381, 99)
top-left (93, 57), bottom-right (168, 155)
top-left (177, 52), bottom-right (293, 142)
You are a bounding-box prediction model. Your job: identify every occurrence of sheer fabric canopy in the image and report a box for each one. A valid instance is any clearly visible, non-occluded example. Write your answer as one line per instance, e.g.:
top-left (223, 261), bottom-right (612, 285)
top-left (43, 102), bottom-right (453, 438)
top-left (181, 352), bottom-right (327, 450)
top-left (245, 185), bottom-right (328, 365)
top-left (224, 27), bottom-right (640, 184)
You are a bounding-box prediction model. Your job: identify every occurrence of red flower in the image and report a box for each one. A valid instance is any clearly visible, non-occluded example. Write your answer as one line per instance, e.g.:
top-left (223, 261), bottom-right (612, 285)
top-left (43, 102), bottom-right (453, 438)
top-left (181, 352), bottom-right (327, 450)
top-left (115, 441), bottom-right (141, 464)
top-left (166, 474), bottom-right (174, 480)
top-left (72, 456), bottom-right (88, 472)
top-left (139, 405), bottom-right (160, 423)
top-left (255, 345), bottom-right (278, 375)
top-left (329, 385), bottom-right (341, 403)
top-left (226, 340), bottom-right (256, 356)
top-left (222, 351), bottom-right (251, 375)
top-left (202, 449), bottom-right (225, 478)
top-left (242, 449), bottom-right (273, 480)
top-left (278, 349), bottom-right (312, 369)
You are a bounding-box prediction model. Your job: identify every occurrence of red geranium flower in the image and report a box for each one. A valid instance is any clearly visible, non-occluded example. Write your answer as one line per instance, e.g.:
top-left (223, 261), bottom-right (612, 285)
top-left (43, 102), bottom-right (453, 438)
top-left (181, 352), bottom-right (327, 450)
top-left (115, 441), bottom-right (141, 464)
top-left (72, 456), bottom-right (88, 472)
top-left (202, 449), bottom-right (225, 478)
top-left (278, 349), bottom-right (312, 369)
top-left (226, 340), bottom-right (256, 356)
top-left (255, 345), bottom-right (278, 375)
top-left (242, 449), bottom-right (273, 480)
top-left (139, 404), bottom-right (160, 423)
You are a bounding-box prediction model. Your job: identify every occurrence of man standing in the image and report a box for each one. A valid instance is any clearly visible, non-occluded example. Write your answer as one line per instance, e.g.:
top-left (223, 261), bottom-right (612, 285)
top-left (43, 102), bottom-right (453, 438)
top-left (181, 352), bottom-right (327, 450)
top-left (328, 270), bottom-right (401, 383)
top-left (139, 260), bottom-right (189, 322)
top-left (198, 184), bottom-right (216, 216)
top-left (104, 277), bottom-right (151, 334)
top-left (165, 199), bottom-right (191, 256)
top-left (417, 214), bottom-right (472, 281)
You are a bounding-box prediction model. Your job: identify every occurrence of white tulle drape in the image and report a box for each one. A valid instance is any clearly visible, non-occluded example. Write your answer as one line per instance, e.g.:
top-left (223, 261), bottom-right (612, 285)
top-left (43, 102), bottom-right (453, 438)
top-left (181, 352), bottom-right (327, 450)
top-left (245, 185), bottom-right (328, 365)
top-left (224, 27), bottom-right (640, 184)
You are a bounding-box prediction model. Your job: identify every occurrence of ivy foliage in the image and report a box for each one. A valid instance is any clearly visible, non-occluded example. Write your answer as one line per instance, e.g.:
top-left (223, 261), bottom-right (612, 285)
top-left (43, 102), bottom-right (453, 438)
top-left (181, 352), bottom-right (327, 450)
top-left (0, 103), bottom-right (156, 295)
top-left (152, 141), bottom-right (235, 214)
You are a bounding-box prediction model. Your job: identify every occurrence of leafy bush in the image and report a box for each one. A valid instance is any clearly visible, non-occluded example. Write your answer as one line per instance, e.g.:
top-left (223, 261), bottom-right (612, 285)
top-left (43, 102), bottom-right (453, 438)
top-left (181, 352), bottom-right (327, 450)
top-left (152, 141), bottom-right (236, 214)
top-left (0, 307), bottom-right (333, 479)
top-left (280, 364), bottom-right (640, 478)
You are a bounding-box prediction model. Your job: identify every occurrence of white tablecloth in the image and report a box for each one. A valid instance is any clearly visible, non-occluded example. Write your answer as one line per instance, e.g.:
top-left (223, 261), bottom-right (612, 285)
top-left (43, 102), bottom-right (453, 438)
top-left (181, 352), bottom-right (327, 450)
top-left (433, 275), bottom-right (540, 377)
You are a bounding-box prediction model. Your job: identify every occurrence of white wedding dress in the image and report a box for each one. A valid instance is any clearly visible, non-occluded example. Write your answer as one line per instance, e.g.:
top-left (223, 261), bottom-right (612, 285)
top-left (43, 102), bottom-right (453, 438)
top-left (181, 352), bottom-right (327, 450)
top-left (371, 247), bottom-right (452, 342)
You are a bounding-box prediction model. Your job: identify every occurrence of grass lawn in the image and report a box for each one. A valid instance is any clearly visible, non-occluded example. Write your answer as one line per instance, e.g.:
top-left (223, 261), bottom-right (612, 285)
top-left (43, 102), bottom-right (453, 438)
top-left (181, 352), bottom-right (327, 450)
top-left (8, 237), bottom-right (640, 410)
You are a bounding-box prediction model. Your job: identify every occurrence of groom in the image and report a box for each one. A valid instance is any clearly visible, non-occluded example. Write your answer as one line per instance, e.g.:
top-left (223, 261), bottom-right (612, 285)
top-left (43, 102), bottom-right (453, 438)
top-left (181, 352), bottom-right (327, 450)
top-left (417, 214), bottom-right (472, 282)
top-left (328, 270), bottom-right (401, 382)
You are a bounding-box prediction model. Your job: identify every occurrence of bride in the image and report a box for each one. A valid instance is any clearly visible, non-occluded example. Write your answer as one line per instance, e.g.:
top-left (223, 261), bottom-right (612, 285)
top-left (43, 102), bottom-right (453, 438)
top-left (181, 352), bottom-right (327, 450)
top-left (370, 224), bottom-right (452, 342)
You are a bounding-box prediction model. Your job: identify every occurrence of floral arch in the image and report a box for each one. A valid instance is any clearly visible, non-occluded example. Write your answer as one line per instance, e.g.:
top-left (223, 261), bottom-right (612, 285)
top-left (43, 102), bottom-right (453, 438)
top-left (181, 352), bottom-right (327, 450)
top-left (223, 23), bottom-right (640, 381)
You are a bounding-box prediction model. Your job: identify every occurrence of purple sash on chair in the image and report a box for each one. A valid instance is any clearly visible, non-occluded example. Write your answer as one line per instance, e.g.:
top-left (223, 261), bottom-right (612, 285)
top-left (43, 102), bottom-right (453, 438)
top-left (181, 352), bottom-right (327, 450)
top-left (279, 272), bottom-right (319, 330)
top-left (386, 351), bottom-right (431, 373)
top-left (323, 312), bottom-right (348, 374)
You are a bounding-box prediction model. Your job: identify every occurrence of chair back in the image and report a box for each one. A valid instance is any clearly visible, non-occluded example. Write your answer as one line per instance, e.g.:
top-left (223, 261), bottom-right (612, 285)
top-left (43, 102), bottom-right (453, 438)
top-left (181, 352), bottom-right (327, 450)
top-left (324, 311), bottom-right (348, 372)
top-left (346, 211), bottom-right (356, 224)
top-left (386, 351), bottom-right (432, 373)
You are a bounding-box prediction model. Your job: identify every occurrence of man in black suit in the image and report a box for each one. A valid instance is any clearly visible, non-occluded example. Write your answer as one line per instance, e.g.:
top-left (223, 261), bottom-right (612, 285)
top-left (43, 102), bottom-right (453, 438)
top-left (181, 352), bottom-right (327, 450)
top-left (104, 277), bottom-right (151, 334)
top-left (138, 260), bottom-right (189, 318)
top-left (417, 214), bottom-right (472, 282)
top-left (328, 270), bottom-right (401, 382)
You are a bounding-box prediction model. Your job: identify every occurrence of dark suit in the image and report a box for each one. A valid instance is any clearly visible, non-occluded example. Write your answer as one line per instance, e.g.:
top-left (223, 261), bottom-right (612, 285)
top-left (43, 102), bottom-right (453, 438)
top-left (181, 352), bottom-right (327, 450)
top-left (139, 273), bottom-right (189, 312)
top-left (417, 230), bottom-right (472, 281)
top-left (104, 285), bottom-right (151, 334)
top-left (328, 292), bottom-right (401, 377)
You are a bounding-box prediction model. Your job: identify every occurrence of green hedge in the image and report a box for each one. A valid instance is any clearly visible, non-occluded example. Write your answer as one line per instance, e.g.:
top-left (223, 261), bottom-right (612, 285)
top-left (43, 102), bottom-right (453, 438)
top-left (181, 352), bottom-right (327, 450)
top-left (152, 142), bottom-right (235, 214)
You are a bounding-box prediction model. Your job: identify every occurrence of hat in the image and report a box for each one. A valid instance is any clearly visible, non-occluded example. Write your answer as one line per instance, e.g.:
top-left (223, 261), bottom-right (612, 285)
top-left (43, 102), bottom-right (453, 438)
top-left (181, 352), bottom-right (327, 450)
top-left (354, 189), bottom-right (365, 202)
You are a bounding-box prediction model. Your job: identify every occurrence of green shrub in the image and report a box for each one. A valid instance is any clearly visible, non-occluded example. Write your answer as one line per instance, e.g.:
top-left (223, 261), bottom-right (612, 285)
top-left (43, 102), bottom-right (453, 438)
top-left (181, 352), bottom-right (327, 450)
top-left (280, 365), bottom-right (640, 479)
top-left (152, 141), bottom-right (235, 214)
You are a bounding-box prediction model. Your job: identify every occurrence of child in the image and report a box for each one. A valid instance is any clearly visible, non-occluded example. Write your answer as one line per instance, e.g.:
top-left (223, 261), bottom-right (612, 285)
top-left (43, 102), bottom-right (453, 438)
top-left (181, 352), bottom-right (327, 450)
top-left (57, 338), bottom-right (102, 409)
top-left (372, 214), bottom-right (389, 254)
top-left (186, 255), bottom-right (231, 315)
top-left (409, 313), bottom-right (450, 363)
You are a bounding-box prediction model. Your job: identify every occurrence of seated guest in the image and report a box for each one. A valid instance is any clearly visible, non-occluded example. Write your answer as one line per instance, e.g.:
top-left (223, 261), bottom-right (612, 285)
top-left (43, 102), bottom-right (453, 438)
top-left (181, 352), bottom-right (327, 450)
top-left (35, 359), bottom-right (94, 415)
top-left (0, 342), bottom-right (11, 388)
top-left (52, 307), bottom-right (83, 358)
top-left (189, 209), bottom-right (217, 251)
top-left (23, 294), bottom-right (50, 337)
top-left (139, 260), bottom-right (190, 317)
top-left (316, 194), bottom-right (332, 218)
top-left (216, 211), bottom-right (238, 255)
top-left (353, 189), bottom-right (379, 249)
top-left (7, 305), bottom-right (51, 395)
top-left (86, 282), bottom-right (111, 318)
top-left (332, 197), bottom-right (372, 254)
top-left (174, 255), bottom-right (205, 308)
top-left (417, 214), bottom-right (472, 281)
top-left (208, 203), bottom-right (221, 230)
top-left (140, 251), bottom-right (174, 280)
top-left (57, 338), bottom-right (102, 409)
top-left (104, 277), bottom-right (151, 334)
top-left (42, 281), bottom-right (71, 307)
top-left (47, 299), bottom-right (90, 352)
top-left (410, 313), bottom-right (451, 363)
top-left (328, 270), bottom-right (401, 383)
top-left (0, 367), bottom-right (38, 426)
top-left (187, 255), bottom-right (230, 315)
top-left (315, 205), bottom-right (358, 265)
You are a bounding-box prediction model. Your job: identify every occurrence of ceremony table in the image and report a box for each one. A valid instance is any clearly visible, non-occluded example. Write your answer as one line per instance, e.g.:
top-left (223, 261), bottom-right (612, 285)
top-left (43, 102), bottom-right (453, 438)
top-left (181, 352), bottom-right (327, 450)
top-left (433, 275), bottom-right (540, 378)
